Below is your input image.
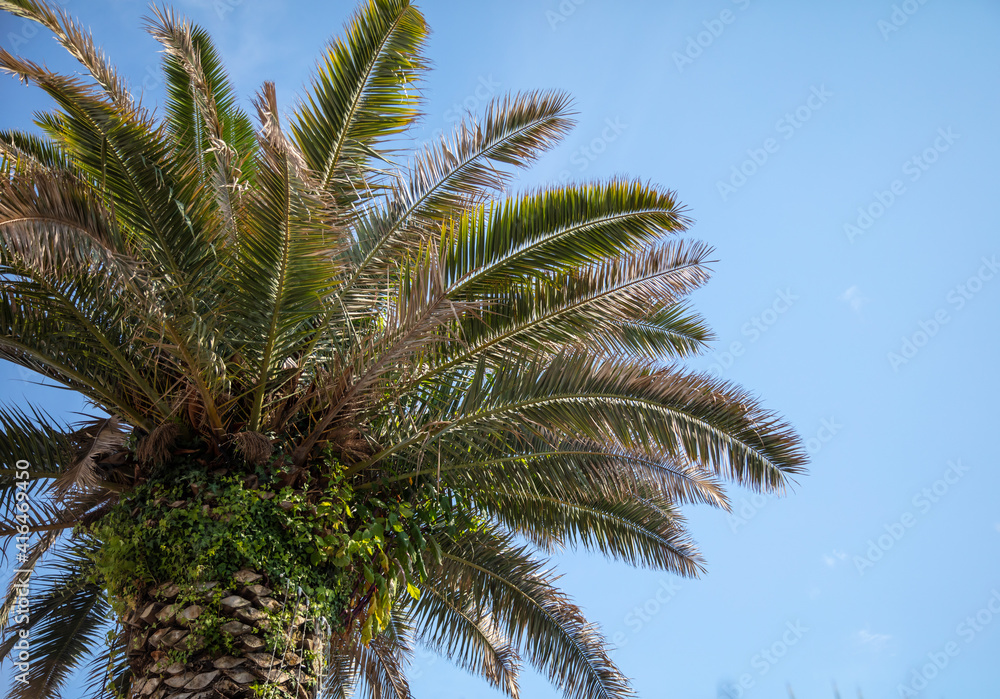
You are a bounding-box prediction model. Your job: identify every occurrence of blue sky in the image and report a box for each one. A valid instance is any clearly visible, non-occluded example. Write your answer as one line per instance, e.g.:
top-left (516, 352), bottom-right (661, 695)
top-left (1, 1), bottom-right (999, 697)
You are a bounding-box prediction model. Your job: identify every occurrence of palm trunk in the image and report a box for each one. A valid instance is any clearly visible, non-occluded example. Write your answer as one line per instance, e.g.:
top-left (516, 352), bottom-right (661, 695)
top-left (121, 570), bottom-right (325, 699)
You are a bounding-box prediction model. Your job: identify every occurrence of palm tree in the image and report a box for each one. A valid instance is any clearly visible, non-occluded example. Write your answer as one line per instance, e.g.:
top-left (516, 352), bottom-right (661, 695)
top-left (0, 1), bottom-right (806, 697)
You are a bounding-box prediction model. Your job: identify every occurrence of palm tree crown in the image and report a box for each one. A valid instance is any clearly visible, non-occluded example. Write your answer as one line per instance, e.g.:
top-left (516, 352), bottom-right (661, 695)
top-left (0, 1), bottom-right (806, 698)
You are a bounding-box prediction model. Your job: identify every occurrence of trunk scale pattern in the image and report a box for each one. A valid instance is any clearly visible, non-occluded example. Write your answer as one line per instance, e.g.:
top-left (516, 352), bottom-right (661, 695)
top-left (122, 570), bottom-right (325, 699)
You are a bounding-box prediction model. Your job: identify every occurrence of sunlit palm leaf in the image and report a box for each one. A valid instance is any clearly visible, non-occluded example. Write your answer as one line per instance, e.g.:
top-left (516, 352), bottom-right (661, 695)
top-left (431, 527), bottom-right (634, 699)
top-left (412, 580), bottom-right (522, 698)
top-left (146, 5), bottom-right (258, 235)
top-left (290, 0), bottom-right (428, 198)
top-left (0, 542), bottom-right (110, 699)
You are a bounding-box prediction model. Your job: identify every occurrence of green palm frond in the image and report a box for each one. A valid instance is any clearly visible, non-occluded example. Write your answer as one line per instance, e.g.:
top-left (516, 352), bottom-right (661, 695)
top-left (431, 527), bottom-right (633, 699)
top-left (290, 0), bottom-right (428, 196)
top-left (145, 5), bottom-right (258, 236)
top-left (480, 490), bottom-right (704, 575)
top-left (0, 408), bottom-right (122, 553)
top-left (0, 405), bottom-right (77, 483)
top-left (0, 283), bottom-right (156, 428)
top-left (0, 50), bottom-right (212, 289)
top-left (323, 640), bottom-right (360, 699)
top-left (0, 130), bottom-right (70, 170)
top-left (375, 434), bottom-right (729, 511)
top-left (401, 91), bottom-right (574, 208)
top-left (0, 531), bottom-right (59, 631)
top-left (339, 90), bottom-right (575, 302)
top-left (0, 541), bottom-right (110, 699)
top-left (605, 302), bottom-right (714, 361)
top-left (443, 180), bottom-right (691, 295)
top-left (412, 581), bottom-right (522, 698)
top-left (230, 82), bottom-right (340, 430)
top-left (81, 629), bottom-right (130, 699)
top-left (356, 634), bottom-right (414, 699)
top-left (363, 351), bottom-right (803, 492)
top-left (332, 605), bottom-right (415, 699)
top-left (424, 239), bottom-right (713, 376)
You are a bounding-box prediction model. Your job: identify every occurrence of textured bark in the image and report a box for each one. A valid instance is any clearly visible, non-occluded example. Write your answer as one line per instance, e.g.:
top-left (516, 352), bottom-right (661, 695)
top-left (121, 571), bottom-right (325, 699)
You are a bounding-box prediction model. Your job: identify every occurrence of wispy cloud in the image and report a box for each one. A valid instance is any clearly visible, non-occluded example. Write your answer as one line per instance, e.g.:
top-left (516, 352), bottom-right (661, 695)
top-left (857, 628), bottom-right (891, 652)
top-left (823, 549), bottom-right (848, 567)
top-left (841, 285), bottom-right (867, 312)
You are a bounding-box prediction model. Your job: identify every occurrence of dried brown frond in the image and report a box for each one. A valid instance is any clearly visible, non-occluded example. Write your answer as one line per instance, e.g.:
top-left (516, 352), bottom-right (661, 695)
top-left (322, 426), bottom-right (375, 463)
top-left (76, 496), bottom-right (118, 527)
top-left (52, 416), bottom-right (127, 496)
top-left (0, 0), bottom-right (135, 111)
top-left (229, 431), bottom-right (274, 466)
top-left (135, 422), bottom-right (180, 465)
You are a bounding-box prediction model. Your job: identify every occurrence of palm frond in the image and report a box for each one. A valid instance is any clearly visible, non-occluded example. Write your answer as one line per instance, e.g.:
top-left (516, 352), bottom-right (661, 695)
top-left (429, 527), bottom-right (633, 699)
top-left (0, 165), bottom-right (131, 279)
top-left (0, 540), bottom-right (110, 699)
top-left (363, 351), bottom-right (804, 492)
top-left (423, 239), bottom-right (712, 378)
top-left (0, 130), bottom-right (70, 171)
top-left (412, 580), bottom-right (521, 698)
top-left (330, 607), bottom-right (415, 699)
top-left (0, 45), bottom-right (215, 290)
top-left (444, 179), bottom-right (692, 295)
top-left (145, 5), bottom-right (258, 235)
top-left (0, 0), bottom-right (134, 110)
top-left (51, 416), bottom-right (126, 496)
top-left (290, 0), bottom-right (428, 198)
top-left (81, 628), bottom-right (130, 699)
top-left (0, 488), bottom-right (114, 541)
top-left (480, 490), bottom-right (704, 575)
top-left (0, 279), bottom-right (158, 428)
top-left (603, 303), bottom-right (714, 361)
top-left (0, 404), bottom-right (76, 483)
top-left (323, 636), bottom-right (360, 699)
top-left (230, 82), bottom-right (339, 430)
top-left (0, 530), bottom-right (59, 631)
top-left (339, 90), bottom-right (575, 301)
